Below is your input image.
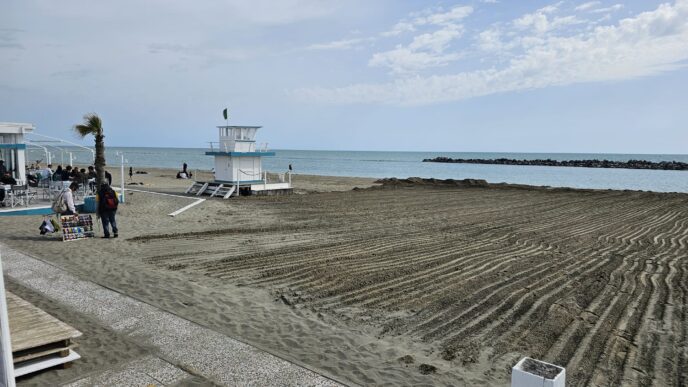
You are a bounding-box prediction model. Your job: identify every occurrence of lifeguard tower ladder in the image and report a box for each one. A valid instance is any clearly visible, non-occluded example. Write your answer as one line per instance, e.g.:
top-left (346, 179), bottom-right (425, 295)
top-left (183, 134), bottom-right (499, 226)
top-left (187, 125), bottom-right (292, 198)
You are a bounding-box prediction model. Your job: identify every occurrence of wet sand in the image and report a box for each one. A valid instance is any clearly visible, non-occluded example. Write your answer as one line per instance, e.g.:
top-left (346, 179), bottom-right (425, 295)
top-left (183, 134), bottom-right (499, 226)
top-left (2, 168), bottom-right (687, 386)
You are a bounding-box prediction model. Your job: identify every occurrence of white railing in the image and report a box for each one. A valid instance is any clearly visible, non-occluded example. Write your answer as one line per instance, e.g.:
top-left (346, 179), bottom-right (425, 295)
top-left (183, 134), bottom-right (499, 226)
top-left (209, 142), bottom-right (265, 153)
top-left (208, 142), bottom-right (230, 152)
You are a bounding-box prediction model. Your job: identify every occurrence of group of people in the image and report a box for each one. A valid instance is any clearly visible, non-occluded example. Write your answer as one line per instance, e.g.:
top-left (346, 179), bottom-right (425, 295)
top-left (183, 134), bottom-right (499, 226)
top-left (36, 164), bottom-right (112, 186)
top-left (35, 163), bottom-right (119, 238)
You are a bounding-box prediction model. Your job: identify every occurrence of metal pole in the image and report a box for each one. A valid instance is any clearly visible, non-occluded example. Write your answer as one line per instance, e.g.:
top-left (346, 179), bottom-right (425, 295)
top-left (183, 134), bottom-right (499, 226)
top-left (0, 253), bottom-right (16, 387)
top-left (69, 152), bottom-right (73, 167)
top-left (120, 153), bottom-right (125, 204)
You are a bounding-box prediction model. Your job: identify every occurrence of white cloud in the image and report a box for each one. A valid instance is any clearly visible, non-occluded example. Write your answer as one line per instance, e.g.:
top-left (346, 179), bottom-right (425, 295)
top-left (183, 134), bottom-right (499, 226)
top-left (419, 6), bottom-right (473, 26)
top-left (294, 0), bottom-right (688, 106)
top-left (307, 37), bottom-right (372, 50)
top-left (372, 6), bottom-right (474, 74)
top-left (575, 1), bottom-right (601, 11)
top-left (371, 25), bottom-right (464, 73)
top-left (381, 5), bottom-right (473, 36)
top-left (382, 22), bottom-right (416, 37)
top-left (514, 3), bottom-right (582, 34)
top-left (590, 4), bottom-right (624, 14)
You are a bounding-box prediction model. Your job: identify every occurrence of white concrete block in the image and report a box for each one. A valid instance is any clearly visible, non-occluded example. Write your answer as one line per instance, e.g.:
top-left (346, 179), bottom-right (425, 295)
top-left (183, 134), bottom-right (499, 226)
top-left (512, 357), bottom-right (565, 387)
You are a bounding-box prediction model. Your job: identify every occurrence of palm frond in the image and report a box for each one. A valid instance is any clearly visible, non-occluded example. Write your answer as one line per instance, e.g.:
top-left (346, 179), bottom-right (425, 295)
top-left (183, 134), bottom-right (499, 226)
top-left (73, 113), bottom-right (103, 138)
top-left (73, 124), bottom-right (93, 137)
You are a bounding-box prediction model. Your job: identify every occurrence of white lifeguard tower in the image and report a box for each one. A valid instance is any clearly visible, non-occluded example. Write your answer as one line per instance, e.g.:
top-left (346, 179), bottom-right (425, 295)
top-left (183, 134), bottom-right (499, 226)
top-left (186, 125), bottom-right (292, 198)
top-left (0, 122), bottom-right (34, 185)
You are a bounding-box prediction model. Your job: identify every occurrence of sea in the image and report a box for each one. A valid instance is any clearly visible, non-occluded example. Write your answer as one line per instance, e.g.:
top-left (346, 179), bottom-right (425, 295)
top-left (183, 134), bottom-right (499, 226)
top-left (27, 147), bottom-right (688, 193)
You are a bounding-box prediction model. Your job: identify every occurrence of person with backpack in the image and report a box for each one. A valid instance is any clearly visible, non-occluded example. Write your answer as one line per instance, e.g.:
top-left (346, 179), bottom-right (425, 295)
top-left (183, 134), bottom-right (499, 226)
top-left (53, 181), bottom-right (79, 215)
top-left (96, 183), bottom-right (119, 238)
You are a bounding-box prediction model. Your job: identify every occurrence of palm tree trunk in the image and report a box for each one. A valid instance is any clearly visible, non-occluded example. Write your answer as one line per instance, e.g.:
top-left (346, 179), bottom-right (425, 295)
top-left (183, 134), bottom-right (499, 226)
top-left (94, 133), bottom-right (106, 190)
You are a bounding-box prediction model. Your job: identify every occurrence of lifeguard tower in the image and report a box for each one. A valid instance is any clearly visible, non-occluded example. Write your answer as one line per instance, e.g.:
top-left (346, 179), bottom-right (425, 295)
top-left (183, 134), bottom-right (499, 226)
top-left (0, 122), bottom-right (34, 185)
top-left (187, 125), bottom-right (292, 198)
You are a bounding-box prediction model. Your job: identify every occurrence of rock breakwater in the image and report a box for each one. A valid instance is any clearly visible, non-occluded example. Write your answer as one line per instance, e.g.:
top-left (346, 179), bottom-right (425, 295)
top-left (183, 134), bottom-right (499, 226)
top-left (423, 157), bottom-right (688, 170)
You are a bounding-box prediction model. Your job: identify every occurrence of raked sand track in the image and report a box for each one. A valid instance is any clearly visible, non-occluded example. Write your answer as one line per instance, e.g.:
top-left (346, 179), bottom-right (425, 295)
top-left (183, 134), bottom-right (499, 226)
top-left (1, 170), bottom-right (687, 386)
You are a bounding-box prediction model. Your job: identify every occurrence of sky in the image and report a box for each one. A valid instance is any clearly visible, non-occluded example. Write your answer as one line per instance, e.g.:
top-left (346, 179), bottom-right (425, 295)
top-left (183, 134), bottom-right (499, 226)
top-left (1, 0), bottom-right (687, 153)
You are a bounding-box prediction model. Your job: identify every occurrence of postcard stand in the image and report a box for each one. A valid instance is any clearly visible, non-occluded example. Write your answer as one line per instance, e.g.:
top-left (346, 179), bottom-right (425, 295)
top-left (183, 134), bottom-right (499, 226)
top-left (60, 215), bottom-right (95, 242)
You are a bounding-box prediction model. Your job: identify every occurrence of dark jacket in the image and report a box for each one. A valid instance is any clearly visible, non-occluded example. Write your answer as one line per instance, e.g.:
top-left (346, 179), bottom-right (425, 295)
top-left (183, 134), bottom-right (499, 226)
top-left (1, 174), bottom-right (17, 185)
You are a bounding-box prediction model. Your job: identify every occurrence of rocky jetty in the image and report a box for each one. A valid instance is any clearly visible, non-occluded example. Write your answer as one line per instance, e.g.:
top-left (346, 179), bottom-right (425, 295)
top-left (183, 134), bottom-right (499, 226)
top-left (423, 157), bottom-right (688, 171)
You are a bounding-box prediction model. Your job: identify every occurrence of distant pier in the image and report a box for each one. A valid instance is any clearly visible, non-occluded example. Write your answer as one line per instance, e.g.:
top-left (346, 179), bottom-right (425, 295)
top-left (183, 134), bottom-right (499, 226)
top-left (423, 157), bottom-right (688, 171)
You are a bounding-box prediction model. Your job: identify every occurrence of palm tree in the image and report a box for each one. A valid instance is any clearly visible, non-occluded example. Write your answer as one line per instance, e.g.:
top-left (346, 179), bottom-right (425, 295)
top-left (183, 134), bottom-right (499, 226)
top-left (74, 113), bottom-right (106, 190)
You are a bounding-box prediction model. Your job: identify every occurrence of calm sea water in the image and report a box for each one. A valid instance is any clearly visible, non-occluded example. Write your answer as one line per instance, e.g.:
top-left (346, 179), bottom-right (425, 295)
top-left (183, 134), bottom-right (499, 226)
top-left (27, 147), bottom-right (688, 193)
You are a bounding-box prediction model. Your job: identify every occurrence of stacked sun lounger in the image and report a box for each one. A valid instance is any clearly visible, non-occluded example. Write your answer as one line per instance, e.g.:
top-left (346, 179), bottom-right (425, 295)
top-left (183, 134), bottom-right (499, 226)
top-left (6, 292), bottom-right (82, 377)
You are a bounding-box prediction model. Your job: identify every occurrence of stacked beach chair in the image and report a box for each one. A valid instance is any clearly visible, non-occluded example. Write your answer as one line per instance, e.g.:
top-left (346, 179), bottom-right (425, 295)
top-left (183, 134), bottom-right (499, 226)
top-left (7, 292), bottom-right (81, 377)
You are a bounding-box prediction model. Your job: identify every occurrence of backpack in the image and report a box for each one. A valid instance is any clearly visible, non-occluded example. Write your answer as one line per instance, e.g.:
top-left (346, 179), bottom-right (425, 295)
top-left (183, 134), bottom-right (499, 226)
top-left (102, 189), bottom-right (118, 210)
top-left (52, 191), bottom-right (66, 213)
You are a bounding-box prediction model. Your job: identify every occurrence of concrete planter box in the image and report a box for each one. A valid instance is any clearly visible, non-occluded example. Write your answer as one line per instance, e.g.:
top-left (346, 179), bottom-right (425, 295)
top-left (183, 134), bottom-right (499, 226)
top-left (512, 357), bottom-right (565, 387)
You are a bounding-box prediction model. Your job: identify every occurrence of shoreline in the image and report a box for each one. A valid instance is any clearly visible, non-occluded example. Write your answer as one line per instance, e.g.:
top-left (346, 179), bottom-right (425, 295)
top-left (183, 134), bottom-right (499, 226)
top-left (109, 166), bottom-right (688, 195)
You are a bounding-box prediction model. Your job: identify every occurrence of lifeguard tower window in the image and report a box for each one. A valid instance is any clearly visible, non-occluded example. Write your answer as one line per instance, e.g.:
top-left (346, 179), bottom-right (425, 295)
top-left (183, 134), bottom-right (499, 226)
top-left (218, 126), bottom-right (259, 142)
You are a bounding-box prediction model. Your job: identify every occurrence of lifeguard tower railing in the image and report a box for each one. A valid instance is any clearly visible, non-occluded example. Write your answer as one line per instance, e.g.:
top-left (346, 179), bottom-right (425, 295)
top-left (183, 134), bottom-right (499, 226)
top-left (207, 142), bottom-right (269, 153)
top-left (235, 168), bottom-right (292, 191)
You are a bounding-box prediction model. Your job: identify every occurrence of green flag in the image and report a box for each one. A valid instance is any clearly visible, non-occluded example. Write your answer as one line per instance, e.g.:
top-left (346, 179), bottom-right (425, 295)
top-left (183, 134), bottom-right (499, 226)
top-left (223, 108), bottom-right (228, 120)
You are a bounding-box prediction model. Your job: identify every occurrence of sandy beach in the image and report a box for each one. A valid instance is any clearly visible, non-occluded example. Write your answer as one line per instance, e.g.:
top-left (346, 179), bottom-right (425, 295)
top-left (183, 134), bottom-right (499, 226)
top-left (1, 168), bottom-right (687, 386)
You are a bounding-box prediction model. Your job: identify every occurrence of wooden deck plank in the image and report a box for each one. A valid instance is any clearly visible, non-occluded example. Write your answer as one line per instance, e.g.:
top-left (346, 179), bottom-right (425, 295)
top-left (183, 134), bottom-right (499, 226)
top-left (5, 292), bottom-right (82, 352)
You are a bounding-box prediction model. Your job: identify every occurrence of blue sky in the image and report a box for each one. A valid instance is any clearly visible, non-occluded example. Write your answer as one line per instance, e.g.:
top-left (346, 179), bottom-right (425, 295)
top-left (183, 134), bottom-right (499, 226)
top-left (1, 0), bottom-right (687, 153)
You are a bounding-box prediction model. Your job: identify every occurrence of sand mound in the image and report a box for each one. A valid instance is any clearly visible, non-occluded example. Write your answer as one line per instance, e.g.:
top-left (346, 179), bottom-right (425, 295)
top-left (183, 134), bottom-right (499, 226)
top-left (375, 177), bottom-right (489, 188)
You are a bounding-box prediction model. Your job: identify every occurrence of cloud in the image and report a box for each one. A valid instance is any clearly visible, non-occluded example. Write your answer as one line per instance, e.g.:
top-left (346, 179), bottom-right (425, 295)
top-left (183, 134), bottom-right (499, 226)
top-left (50, 68), bottom-right (95, 79)
top-left (372, 25), bottom-right (465, 74)
top-left (514, 4), bottom-right (583, 34)
top-left (575, 1), bottom-right (601, 11)
top-left (371, 6), bottom-right (474, 74)
top-left (293, 0), bottom-right (688, 106)
top-left (381, 5), bottom-right (473, 36)
top-left (225, 0), bottom-right (341, 25)
top-left (590, 4), bottom-right (624, 14)
top-left (0, 29), bottom-right (24, 50)
top-left (306, 37), bottom-right (373, 51)
top-left (418, 6), bottom-right (473, 26)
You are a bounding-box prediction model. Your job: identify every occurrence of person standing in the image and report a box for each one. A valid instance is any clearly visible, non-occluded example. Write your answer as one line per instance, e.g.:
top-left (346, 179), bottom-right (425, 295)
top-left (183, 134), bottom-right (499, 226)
top-left (129, 166), bottom-right (133, 181)
top-left (96, 183), bottom-right (119, 238)
top-left (53, 165), bottom-right (64, 181)
top-left (41, 164), bottom-right (53, 180)
top-left (86, 166), bottom-right (97, 179)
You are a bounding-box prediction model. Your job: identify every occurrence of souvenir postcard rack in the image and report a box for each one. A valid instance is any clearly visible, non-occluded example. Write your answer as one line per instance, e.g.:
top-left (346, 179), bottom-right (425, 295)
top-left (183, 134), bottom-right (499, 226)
top-left (60, 214), bottom-right (95, 241)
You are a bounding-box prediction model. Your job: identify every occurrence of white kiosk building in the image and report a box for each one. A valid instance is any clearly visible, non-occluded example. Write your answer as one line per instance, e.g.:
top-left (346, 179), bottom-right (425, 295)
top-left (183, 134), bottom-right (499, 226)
top-left (0, 122), bottom-right (34, 185)
top-left (187, 125), bottom-right (292, 198)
